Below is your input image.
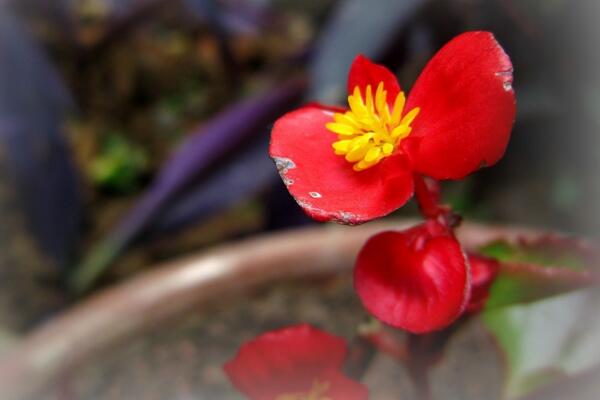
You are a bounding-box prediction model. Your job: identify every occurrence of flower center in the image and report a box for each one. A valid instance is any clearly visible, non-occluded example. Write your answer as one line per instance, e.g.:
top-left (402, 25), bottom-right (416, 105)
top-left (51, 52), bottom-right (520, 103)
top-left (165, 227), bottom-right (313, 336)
top-left (275, 380), bottom-right (332, 400)
top-left (326, 83), bottom-right (420, 171)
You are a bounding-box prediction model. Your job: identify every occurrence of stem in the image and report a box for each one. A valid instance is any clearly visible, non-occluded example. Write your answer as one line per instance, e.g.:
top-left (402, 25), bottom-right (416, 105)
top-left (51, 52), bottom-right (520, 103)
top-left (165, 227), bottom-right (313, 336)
top-left (344, 337), bottom-right (378, 380)
top-left (406, 333), bottom-right (434, 400)
top-left (413, 174), bottom-right (442, 218)
top-left (404, 320), bottom-right (470, 400)
top-left (413, 174), bottom-right (461, 229)
top-left (357, 320), bottom-right (408, 361)
top-left (413, 369), bottom-right (433, 400)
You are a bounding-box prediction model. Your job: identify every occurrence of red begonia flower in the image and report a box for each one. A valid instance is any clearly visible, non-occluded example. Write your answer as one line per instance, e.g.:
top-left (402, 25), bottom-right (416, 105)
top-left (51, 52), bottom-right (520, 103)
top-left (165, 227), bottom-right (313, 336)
top-left (354, 220), bottom-right (470, 333)
top-left (224, 324), bottom-right (369, 400)
top-left (270, 31), bottom-right (515, 224)
top-left (466, 254), bottom-right (500, 313)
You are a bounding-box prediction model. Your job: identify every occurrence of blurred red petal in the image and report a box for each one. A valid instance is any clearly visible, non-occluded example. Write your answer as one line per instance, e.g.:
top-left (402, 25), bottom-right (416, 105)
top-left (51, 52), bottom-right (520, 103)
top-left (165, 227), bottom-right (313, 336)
top-left (404, 31), bottom-right (516, 179)
top-left (466, 254), bottom-right (500, 313)
top-left (270, 105), bottom-right (414, 224)
top-left (322, 369), bottom-right (370, 400)
top-left (354, 221), bottom-right (470, 333)
top-left (224, 324), bottom-right (367, 400)
top-left (347, 54), bottom-right (401, 103)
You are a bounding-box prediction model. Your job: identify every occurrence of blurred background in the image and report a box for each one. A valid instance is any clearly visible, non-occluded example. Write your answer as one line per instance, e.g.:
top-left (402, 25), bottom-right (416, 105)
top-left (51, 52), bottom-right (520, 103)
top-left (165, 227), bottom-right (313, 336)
top-left (0, 0), bottom-right (599, 398)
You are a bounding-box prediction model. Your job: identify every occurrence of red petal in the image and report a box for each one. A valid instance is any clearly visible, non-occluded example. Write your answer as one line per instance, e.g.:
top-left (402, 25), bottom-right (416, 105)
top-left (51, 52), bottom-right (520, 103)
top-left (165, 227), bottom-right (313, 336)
top-left (348, 54), bottom-right (401, 103)
top-left (270, 105), bottom-right (414, 224)
top-left (354, 221), bottom-right (470, 333)
top-left (466, 254), bottom-right (499, 313)
top-left (404, 31), bottom-right (516, 179)
top-left (321, 369), bottom-right (370, 400)
top-left (223, 324), bottom-right (349, 399)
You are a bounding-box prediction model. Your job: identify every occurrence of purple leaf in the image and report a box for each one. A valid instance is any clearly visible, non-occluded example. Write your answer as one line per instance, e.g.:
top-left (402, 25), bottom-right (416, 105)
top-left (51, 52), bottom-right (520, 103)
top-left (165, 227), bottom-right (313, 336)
top-left (309, 0), bottom-right (421, 103)
top-left (184, 0), bottom-right (275, 35)
top-left (0, 6), bottom-right (81, 268)
top-left (148, 136), bottom-right (275, 235)
top-left (0, 5), bottom-right (73, 120)
top-left (71, 78), bottom-right (305, 293)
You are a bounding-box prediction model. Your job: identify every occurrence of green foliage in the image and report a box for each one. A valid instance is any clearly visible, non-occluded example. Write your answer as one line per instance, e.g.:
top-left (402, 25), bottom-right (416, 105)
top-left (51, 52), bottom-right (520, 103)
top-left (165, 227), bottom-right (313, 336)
top-left (480, 237), bottom-right (598, 398)
top-left (483, 290), bottom-right (600, 399)
top-left (479, 240), bottom-right (586, 271)
top-left (90, 134), bottom-right (148, 194)
top-left (485, 274), bottom-right (531, 309)
top-left (478, 238), bottom-right (591, 309)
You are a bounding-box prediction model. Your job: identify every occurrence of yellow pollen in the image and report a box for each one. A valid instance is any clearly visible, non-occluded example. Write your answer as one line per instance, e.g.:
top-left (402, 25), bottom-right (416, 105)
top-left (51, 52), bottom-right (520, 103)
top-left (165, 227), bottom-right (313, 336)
top-left (275, 380), bottom-right (332, 400)
top-left (326, 83), bottom-right (420, 171)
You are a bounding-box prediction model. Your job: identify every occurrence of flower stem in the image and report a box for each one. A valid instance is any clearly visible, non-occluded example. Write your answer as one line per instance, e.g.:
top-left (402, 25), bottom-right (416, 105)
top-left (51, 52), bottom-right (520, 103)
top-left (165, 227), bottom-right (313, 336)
top-left (406, 333), bottom-right (434, 400)
top-left (413, 371), bottom-right (433, 400)
top-left (413, 174), bottom-right (461, 229)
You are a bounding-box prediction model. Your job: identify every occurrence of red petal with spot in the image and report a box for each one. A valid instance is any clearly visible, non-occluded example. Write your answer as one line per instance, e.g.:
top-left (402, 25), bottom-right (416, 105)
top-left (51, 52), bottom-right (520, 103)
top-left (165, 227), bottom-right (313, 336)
top-left (223, 324), bottom-right (368, 400)
top-left (466, 254), bottom-right (499, 313)
top-left (347, 54), bottom-right (401, 103)
top-left (404, 31), bottom-right (516, 179)
top-left (354, 221), bottom-right (470, 333)
top-left (270, 105), bottom-right (414, 224)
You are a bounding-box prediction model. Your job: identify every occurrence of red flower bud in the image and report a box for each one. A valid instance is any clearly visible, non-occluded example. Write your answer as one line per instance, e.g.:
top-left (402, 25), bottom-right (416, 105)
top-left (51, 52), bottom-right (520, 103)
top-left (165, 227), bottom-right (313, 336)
top-left (354, 221), bottom-right (470, 333)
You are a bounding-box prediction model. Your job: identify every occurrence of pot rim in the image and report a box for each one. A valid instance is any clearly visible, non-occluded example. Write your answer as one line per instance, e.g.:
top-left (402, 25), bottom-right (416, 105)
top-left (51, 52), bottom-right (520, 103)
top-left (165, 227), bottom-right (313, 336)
top-left (0, 220), bottom-right (546, 398)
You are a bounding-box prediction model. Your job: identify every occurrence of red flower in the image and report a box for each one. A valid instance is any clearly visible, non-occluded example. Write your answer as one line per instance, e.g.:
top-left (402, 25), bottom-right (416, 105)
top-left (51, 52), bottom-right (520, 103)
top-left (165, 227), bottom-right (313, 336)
top-left (224, 324), bottom-right (369, 400)
top-left (270, 31), bottom-right (515, 224)
top-left (354, 220), bottom-right (470, 333)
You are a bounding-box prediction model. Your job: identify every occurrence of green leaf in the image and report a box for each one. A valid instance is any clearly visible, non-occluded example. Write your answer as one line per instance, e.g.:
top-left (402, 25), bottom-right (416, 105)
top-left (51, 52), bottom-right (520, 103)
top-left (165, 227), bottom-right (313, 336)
top-left (479, 239), bottom-right (586, 271)
top-left (482, 289), bottom-right (600, 399)
top-left (90, 133), bottom-right (148, 194)
top-left (477, 237), bottom-right (596, 309)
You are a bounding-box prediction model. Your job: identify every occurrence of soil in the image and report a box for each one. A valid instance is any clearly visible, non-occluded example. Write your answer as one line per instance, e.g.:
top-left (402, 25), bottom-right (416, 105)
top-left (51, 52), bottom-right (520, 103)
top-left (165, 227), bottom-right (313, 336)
top-left (35, 273), bottom-right (503, 400)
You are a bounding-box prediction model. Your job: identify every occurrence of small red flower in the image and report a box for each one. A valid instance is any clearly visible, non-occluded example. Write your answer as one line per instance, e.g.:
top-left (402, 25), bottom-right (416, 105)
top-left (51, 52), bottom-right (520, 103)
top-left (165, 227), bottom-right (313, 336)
top-left (354, 220), bottom-right (470, 333)
top-left (270, 31), bottom-right (515, 224)
top-left (224, 324), bottom-right (369, 400)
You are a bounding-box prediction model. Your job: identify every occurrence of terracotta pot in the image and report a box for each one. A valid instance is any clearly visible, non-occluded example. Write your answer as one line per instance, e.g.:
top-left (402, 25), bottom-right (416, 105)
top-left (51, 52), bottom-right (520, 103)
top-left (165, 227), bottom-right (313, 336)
top-left (0, 221), bottom-right (542, 399)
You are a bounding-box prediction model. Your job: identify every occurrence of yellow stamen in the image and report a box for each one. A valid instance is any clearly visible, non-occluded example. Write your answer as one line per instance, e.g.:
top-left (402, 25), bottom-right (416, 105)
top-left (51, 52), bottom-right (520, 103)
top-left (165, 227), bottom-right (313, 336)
top-left (276, 380), bottom-right (332, 400)
top-left (328, 83), bottom-right (420, 171)
top-left (325, 122), bottom-right (356, 136)
top-left (365, 147), bottom-right (381, 162)
top-left (334, 113), bottom-right (360, 128)
top-left (332, 139), bottom-right (352, 154)
top-left (391, 124), bottom-right (409, 139)
top-left (382, 142), bottom-right (394, 155)
top-left (365, 85), bottom-right (374, 113)
top-left (401, 107), bottom-right (420, 126)
top-left (391, 92), bottom-right (406, 125)
top-left (375, 83), bottom-right (386, 114)
top-left (346, 141), bottom-right (372, 162)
